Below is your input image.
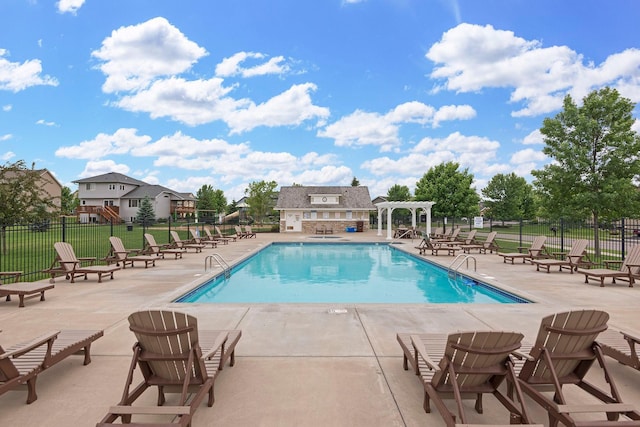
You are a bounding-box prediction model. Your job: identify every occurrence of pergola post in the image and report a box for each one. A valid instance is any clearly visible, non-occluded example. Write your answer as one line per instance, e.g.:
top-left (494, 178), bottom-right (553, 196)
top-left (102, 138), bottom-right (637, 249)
top-left (373, 201), bottom-right (435, 240)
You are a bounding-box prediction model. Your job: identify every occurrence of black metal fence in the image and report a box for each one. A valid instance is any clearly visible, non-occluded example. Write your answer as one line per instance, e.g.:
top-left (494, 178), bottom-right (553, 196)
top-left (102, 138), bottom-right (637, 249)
top-left (0, 218), bottom-right (239, 283)
top-left (431, 217), bottom-right (640, 266)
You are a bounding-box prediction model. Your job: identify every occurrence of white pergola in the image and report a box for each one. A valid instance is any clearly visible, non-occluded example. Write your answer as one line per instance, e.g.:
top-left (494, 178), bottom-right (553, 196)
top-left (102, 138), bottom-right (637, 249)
top-left (375, 201), bottom-right (436, 240)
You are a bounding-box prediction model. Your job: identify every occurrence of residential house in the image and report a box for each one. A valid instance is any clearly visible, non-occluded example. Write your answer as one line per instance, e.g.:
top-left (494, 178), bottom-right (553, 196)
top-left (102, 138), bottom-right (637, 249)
top-left (2, 168), bottom-right (62, 212)
top-left (275, 186), bottom-right (375, 233)
top-left (73, 172), bottom-right (196, 223)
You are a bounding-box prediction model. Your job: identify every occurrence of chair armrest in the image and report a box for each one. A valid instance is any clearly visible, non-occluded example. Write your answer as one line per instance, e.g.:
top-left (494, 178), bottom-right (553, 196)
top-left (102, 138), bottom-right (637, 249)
top-left (621, 331), bottom-right (640, 344)
top-left (202, 331), bottom-right (230, 360)
top-left (604, 259), bottom-right (623, 268)
top-left (552, 251), bottom-right (567, 260)
top-left (0, 331), bottom-right (60, 359)
top-left (410, 335), bottom-right (438, 370)
top-left (511, 349), bottom-right (535, 361)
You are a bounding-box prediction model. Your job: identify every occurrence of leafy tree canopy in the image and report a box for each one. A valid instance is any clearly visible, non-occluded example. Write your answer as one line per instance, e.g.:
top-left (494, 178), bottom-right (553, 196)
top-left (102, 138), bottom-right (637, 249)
top-left (0, 160), bottom-right (56, 226)
top-left (532, 87), bottom-right (640, 223)
top-left (482, 173), bottom-right (535, 221)
top-left (197, 185), bottom-right (227, 219)
top-left (245, 180), bottom-right (278, 223)
top-left (60, 186), bottom-right (78, 215)
top-left (414, 162), bottom-right (480, 220)
top-left (351, 176), bottom-right (360, 186)
top-left (387, 184), bottom-right (411, 201)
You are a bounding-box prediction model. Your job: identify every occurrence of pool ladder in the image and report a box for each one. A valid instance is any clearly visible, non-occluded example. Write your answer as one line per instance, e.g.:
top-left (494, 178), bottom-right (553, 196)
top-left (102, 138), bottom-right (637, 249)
top-left (448, 254), bottom-right (477, 279)
top-left (205, 254), bottom-right (231, 278)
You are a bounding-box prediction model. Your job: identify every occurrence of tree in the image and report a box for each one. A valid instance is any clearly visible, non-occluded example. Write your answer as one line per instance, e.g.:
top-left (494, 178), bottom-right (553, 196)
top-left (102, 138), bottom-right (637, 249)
top-left (245, 180), bottom-right (278, 223)
top-left (387, 184), bottom-right (411, 201)
top-left (414, 162), bottom-right (480, 228)
top-left (387, 184), bottom-right (412, 224)
top-left (351, 176), bottom-right (360, 186)
top-left (532, 87), bottom-right (640, 255)
top-left (482, 173), bottom-right (535, 223)
top-left (0, 160), bottom-right (56, 254)
top-left (136, 195), bottom-right (155, 226)
top-left (196, 184), bottom-right (227, 222)
top-left (60, 186), bottom-right (78, 215)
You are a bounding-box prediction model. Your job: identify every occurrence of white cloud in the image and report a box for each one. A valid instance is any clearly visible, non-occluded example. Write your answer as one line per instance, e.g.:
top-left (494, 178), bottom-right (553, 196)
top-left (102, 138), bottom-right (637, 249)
top-left (0, 49), bottom-right (58, 92)
top-left (632, 119), bottom-right (640, 134)
top-left (1, 151), bottom-right (15, 161)
top-left (79, 160), bottom-right (130, 178)
top-left (522, 129), bottom-right (543, 145)
top-left (433, 104), bottom-right (476, 127)
top-left (510, 148), bottom-right (547, 164)
top-left (319, 101), bottom-right (475, 151)
top-left (115, 77), bottom-right (241, 126)
top-left (426, 23), bottom-right (640, 117)
top-left (319, 109), bottom-right (400, 151)
top-left (412, 131), bottom-right (499, 154)
top-left (57, 0), bottom-right (85, 14)
top-left (2, 104), bottom-right (12, 111)
top-left (55, 128), bottom-right (152, 159)
top-left (216, 52), bottom-right (291, 78)
top-left (36, 119), bottom-right (57, 126)
top-left (92, 17), bottom-right (207, 93)
top-left (0, 134), bottom-right (12, 141)
top-left (225, 83), bottom-right (330, 134)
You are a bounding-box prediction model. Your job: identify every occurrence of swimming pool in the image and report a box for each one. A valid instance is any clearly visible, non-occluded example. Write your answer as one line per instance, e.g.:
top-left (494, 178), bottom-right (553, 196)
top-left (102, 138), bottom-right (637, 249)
top-left (177, 243), bottom-right (529, 304)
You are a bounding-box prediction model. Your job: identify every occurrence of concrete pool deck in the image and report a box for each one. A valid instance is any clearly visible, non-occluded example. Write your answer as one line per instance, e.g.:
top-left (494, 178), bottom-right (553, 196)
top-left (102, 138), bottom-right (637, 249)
top-left (1, 230), bottom-right (640, 426)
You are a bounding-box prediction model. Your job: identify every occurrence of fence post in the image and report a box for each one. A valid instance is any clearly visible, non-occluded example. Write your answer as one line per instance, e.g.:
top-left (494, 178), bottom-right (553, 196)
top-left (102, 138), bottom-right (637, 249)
top-left (519, 219), bottom-right (523, 248)
top-left (560, 218), bottom-right (565, 252)
top-left (62, 216), bottom-right (67, 242)
top-left (621, 217), bottom-right (626, 257)
top-left (110, 217), bottom-right (114, 236)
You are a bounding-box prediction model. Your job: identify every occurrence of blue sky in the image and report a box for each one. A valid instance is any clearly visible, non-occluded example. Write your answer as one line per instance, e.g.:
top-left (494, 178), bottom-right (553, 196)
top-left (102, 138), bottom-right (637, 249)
top-left (2, 0), bottom-right (640, 201)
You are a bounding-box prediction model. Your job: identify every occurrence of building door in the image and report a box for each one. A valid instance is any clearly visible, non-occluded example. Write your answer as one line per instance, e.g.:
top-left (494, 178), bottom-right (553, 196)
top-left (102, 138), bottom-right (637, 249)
top-left (286, 212), bottom-right (302, 232)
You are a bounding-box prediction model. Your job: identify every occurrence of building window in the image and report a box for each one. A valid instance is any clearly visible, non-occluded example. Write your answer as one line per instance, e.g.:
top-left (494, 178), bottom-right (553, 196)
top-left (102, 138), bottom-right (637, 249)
top-left (129, 200), bottom-right (139, 208)
top-left (120, 185), bottom-right (125, 190)
top-left (335, 212), bottom-right (341, 219)
top-left (346, 211), bottom-right (352, 219)
top-left (303, 212), bottom-right (310, 219)
top-left (323, 212), bottom-right (329, 219)
top-left (310, 211), bottom-right (317, 219)
top-left (85, 183), bottom-right (95, 191)
top-left (108, 184), bottom-right (116, 190)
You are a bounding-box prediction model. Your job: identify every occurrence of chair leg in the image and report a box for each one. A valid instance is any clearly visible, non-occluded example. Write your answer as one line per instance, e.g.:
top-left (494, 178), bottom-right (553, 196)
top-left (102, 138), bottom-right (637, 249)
top-left (423, 391), bottom-right (431, 413)
top-left (157, 386), bottom-right (166, 406)
top-left (474, 393), bottom-right (483, 413)
top-left (26, 377), bottom-right (38, 404)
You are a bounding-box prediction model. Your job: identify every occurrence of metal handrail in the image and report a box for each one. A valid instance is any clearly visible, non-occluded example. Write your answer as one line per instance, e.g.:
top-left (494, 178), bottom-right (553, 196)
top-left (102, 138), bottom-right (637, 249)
top-left (205, 254), bottom-right (231, 278)
top-left (447, 254), bottom-right (477, 279)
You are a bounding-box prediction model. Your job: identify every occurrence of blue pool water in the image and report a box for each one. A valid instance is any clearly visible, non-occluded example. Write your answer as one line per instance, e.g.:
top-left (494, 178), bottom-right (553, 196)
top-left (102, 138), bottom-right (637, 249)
top-left (177, 243), bottom-right (529, 304)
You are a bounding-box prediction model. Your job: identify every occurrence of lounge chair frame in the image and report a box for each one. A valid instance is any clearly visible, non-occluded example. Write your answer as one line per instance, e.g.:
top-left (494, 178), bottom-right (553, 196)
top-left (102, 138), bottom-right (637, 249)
top-left (142, 233), bottom-right (184, 259)
top-left (49, 242), bottom-right (120, 283)
top-left (98, 310), bottom-right (241, 426)
top-left (577, 245), bottom-right (640, 287)
top-left (169, 231), bottom-right (205, 253)
top-left (397, 331), bottom-right (538, 426)
top-left (104, 236), bottom-right (157, 269)
top-left (498, 235), bottom-right (549, 264)
top-left (598, 327), bottom-right (640, 371)
top-left (0, 281), bottom-right (55, 307)
top-left (531, 239), bottom-right (589, 273)
top-left (1, 329), bottom-right (103, 403)
top-left (514, 310), bottom-right (640, 426)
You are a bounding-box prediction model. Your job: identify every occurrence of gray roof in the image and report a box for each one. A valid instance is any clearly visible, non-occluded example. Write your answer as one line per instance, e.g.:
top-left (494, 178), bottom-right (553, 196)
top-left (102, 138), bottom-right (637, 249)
top-left (122, 185), bottom-right (192, 200)
top-left (275, 186), bottom-right (375, 210)
top-left (73, 172), bottom-right (147, 186)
